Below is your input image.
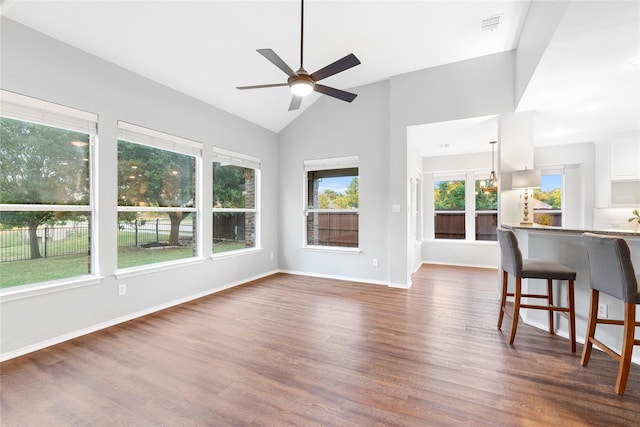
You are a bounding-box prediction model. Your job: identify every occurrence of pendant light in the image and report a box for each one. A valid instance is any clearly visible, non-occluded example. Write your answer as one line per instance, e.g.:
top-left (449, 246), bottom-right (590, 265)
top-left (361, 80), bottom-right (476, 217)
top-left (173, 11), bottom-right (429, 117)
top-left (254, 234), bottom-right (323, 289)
top-left (481, 140), bottom-right (498, 193)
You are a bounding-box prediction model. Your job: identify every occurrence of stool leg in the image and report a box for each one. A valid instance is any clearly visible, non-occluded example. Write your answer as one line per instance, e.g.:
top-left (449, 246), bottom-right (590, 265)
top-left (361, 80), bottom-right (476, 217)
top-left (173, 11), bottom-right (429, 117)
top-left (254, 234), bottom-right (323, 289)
top-left (509, 277), bottom-right (522, 345)
top-left (547, 278), bottom-right (554, 334)
top-left (581, 289), bottom-right (599, 366)
top-left (497, 270), bottom-right (508, 329)
top-left (615, 303), bottom-right (636, 395)
top-left (567, 280), bottom-right (576, 353)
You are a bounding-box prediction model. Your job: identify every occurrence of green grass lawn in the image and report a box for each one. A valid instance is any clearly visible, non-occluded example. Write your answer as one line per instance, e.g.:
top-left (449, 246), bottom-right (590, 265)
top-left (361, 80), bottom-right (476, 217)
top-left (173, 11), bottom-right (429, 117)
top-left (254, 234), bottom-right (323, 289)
top-left (1, 240), bottom-right (250, 288)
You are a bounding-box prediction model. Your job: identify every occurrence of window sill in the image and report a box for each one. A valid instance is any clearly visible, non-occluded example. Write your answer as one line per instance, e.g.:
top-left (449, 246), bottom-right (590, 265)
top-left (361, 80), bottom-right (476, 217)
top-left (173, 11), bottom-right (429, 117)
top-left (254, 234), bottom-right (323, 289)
top-left (115, 257), bottom-right (206, 279)
top-left (423, 239), bottom-right (497, 245)
top-left (211, 247), bottom-right (262, 260)
top-left (303, 245), bottom-right (361, 254)
top-left (0, 275), bottom-right (103, 302)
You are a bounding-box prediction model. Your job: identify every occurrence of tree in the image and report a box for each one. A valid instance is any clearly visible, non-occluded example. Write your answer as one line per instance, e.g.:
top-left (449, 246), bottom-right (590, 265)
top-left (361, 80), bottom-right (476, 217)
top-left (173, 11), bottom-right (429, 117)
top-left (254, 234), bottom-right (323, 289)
top-left (434, 180), bottom-right (465, 210)
top-left (345, 177), bottom-right (358, 208)
top-left (475, 181), bottom-right (498, 210)
top-left (534, 188), bottom-right (561, 209)
top-left (213, 163), bottom-right (246, 208)
top-left (118, 140), bottom-right (195, 246)
top-left (0, 117), bottom-right (90, 259)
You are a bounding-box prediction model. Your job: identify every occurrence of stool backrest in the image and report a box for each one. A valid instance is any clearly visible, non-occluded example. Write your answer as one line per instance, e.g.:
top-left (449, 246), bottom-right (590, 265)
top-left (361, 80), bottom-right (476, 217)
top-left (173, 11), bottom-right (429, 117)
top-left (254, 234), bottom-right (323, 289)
top-left (497, 228), bottom-right (523, 277)
top-left (582, 233), bottom-right (638, 303)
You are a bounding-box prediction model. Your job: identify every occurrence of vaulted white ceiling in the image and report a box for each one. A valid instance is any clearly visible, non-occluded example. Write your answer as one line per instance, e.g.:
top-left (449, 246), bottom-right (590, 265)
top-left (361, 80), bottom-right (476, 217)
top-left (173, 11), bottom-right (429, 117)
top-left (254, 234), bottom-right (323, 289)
top-left (2, 1), bottom-right (638, 157)
top-left (2, 0), bottom-right (530, 133)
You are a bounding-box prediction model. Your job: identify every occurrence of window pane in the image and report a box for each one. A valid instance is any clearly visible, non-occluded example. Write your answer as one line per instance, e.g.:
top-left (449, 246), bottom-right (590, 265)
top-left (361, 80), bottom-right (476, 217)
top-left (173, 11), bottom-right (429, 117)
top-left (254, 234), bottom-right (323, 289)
top-left (213, 163), bottom-right (254, 209)
top-left (118, 140), bottom-right (195, 208)
top-left (1, 114), bottom-right (93, 288)
top-left (307, 212), bottom-right (359, 247)
top-left (1, 117), bottom-right (90, 205)
top-left (306, 167), bottom-right (359, 248)
top-left (212, 212), bottom-right (256, 253)
top-left (212, 160), bottom-right (257, 255)
top-left (0, 211), bottom-right (90, 288)
top-left (533, 174), bottom-right (562, 226)
top-left (308, 169), bottom-right (358, 209)
top-left (117, 211), bottom-right (196, 269)
top-left (475, 180), bottom-right (497, 241)
top-left (434, 180), bottom-right (465, 239)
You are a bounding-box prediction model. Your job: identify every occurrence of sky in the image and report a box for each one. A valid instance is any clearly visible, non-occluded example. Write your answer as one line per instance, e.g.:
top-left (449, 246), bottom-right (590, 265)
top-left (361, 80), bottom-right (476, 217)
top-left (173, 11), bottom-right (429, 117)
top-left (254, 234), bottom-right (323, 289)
top-left (541, 174), bottom-right (562, 192)
top-left (318, 176), bottom-right (353, 194)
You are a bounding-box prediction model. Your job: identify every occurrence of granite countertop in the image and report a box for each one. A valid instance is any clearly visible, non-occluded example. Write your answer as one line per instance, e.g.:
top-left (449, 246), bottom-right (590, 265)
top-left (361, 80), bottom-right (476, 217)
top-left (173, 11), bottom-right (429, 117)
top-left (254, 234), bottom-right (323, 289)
top-left (501, 223), bottom-right (640, 237)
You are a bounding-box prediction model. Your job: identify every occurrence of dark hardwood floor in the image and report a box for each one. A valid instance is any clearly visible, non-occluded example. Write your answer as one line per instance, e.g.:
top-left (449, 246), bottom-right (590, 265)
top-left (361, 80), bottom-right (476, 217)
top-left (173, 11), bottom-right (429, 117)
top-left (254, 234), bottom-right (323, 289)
top-left (1, 264), bottom-right (639, 426)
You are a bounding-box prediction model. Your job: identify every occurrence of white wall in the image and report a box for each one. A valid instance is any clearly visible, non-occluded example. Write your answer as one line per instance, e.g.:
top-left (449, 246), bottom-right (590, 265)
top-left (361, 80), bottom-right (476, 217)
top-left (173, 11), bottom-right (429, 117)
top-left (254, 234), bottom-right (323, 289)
top-left (514, 0), bottom-right (570, 105)
top-left (421, 151), bottom-right (500, 268)
top-left (0, 19), bottom-right (279, 358)
top-left (390, 51), bottom-right (516, 286)
top-left (278, 81), bottom-right (391, 284)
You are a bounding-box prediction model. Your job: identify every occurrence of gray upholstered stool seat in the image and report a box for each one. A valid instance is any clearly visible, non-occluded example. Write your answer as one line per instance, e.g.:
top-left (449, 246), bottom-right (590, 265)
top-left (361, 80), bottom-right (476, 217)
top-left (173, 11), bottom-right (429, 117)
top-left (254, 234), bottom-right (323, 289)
top-left (581, 232), bottom-right (640, 395)
top-left (496, 228), bottom-right (577, 352)
top-left (521, 260), bottom-right (577, 281)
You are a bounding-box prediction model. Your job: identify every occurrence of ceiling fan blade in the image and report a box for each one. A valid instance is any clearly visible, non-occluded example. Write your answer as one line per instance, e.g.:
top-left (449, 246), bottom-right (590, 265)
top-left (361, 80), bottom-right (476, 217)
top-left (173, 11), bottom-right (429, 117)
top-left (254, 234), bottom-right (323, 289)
top-left (314, 84), bottom-right (357, 103)
top-left (310, 53), bottom-right (360, 82)
top-left (237, 83), bottom-right (288, 90)
top-left (288, 95), bottom-right (303, 111)
top-left (257, 48), bottom-right (296, 78)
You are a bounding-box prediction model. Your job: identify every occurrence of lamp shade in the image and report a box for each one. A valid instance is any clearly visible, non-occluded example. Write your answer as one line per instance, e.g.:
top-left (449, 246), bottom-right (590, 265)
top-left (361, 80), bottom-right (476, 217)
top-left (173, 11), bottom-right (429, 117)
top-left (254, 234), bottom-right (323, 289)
top-left (512, 168), bottom-right (541, 189)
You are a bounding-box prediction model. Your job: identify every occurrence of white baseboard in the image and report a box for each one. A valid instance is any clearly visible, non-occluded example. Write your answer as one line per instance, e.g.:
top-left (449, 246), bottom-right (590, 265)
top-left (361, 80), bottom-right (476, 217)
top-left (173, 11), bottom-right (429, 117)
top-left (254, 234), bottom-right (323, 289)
top-left (0, 269), bottom-right (279, 362)
top-left (278, 269), bottom-right (391, 287)
top-left (420, 261), bottom-right (498, 270)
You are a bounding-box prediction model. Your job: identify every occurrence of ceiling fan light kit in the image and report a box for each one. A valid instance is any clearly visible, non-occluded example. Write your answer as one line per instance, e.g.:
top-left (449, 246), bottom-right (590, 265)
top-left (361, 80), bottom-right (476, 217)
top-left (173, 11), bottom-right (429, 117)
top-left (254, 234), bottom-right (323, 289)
top-left (237, 0), bottom-right (360, 111)
top-left (289, 74), bottom-right (315, 96)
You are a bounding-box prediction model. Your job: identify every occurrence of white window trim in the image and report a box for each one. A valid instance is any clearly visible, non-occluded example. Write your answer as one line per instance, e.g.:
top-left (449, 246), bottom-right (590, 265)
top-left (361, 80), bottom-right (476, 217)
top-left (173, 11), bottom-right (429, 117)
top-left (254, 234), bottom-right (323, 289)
top-left (303, 156), bottom-right (360, 250)
top-left (431, 169), bottom-right (498, 242)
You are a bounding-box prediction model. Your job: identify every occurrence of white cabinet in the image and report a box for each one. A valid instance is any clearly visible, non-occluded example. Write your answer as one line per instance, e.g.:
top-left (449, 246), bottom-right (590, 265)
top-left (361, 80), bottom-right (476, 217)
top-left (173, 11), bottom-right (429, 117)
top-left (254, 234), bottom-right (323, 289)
top-left (610, 139), bottom-right (640, 180)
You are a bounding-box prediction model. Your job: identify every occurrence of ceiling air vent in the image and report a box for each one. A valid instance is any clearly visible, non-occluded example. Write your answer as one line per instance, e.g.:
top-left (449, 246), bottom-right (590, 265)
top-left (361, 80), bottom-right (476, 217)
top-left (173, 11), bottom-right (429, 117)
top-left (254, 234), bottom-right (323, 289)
top-left (481, 15), bottom-right (501, 31)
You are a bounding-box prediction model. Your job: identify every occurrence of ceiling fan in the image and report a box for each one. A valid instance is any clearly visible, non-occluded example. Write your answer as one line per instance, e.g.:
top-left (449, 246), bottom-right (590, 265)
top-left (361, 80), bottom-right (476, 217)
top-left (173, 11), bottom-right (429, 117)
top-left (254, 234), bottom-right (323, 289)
top-left (237, 0), bottom-right (361, 111)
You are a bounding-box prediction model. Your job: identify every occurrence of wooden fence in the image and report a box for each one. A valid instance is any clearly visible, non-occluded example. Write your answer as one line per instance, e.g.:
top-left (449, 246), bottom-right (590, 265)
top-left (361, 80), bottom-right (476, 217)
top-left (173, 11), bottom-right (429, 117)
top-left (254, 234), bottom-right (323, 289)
top-left (308, 212), bottom-right (358, 247)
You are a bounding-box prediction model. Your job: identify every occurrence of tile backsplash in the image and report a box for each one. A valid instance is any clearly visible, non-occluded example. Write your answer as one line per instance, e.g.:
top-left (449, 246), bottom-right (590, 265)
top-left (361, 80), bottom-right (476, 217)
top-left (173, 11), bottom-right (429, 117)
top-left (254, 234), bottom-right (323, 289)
top-left (594, 208), bottom-right (640, 231)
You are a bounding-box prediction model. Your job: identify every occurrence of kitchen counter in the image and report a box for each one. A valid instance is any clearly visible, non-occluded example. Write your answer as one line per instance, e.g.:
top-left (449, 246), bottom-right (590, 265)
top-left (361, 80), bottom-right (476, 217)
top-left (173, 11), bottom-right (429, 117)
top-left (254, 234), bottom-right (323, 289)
top-left (498, 224), bottom-right (640, 364)
top-left (502, 223), bottom-right (640, 237)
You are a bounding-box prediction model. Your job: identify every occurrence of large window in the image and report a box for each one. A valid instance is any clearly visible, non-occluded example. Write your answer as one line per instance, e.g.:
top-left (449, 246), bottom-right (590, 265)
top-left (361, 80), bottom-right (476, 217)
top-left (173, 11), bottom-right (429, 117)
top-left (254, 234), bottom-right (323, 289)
top-left (117, 122), bottom-right (200, 269)
top-left (212, 147), bottom-right (260, 254)
top-left (0, 91), bottom-right (96, 288)
top-left (305, 156), bottom-right (359, 248)
top-left (533, 171), bottom-right (563, 226)
top-left (432, 171), bottom-right (498, 241)
top-left (434, 177), bottom-right (465, 240)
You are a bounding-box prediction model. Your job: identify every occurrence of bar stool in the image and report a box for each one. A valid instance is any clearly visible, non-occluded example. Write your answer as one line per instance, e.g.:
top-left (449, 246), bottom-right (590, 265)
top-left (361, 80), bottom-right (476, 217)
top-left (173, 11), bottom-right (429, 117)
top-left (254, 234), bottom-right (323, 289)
top-left (496, 228), bottom-right (577, 352)
top-left (581, 233), bottom-right (640, 395)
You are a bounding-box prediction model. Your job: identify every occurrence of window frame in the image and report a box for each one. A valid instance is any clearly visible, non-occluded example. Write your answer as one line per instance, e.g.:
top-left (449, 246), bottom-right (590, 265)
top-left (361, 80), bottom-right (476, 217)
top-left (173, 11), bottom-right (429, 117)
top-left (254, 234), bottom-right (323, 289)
top-left (116, 121), bottom-right (202, 272)
top-left (430, 169), bottom-right (498, 242)
top-left (211, 146), bottom-right (261, 257)
top-left (303, 156), bottom-right (360, 251)
top-left (0, 90), bottom-right (99, 295)
top-left (533, 168), bottom-right (564, 227)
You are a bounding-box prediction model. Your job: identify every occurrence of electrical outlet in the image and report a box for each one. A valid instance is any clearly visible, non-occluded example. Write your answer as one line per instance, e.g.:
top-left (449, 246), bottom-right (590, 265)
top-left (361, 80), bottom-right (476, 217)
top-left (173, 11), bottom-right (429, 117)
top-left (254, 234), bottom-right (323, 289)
top-left (118, 283), bottom-right (127, 296)
top-left (598, 303), bottom-right (608, 318)
top-left (373, 258), bottom-right (379, 267)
